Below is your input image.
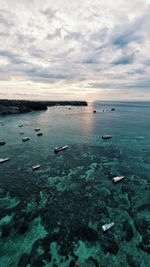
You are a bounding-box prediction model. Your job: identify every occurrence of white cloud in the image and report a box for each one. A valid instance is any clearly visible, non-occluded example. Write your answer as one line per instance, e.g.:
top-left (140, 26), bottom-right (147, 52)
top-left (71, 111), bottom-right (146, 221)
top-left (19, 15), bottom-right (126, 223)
top-left (0, 0), bottom-right (149, 100)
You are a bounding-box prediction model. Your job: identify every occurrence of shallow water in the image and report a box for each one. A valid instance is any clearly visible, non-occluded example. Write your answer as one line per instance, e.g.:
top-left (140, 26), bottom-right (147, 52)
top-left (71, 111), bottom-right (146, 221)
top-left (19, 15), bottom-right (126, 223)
top-left (0, 101), bottom-right (150, 267)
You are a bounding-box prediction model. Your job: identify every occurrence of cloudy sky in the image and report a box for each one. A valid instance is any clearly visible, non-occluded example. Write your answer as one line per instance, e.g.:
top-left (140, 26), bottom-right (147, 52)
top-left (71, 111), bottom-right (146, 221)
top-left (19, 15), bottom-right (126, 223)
top-left (0, 0), bottom-right (150, 101)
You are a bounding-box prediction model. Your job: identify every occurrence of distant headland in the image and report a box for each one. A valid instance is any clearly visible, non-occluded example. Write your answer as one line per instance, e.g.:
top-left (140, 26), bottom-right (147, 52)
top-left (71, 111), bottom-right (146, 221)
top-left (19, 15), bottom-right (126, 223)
top-left (37, 101), bottom-right (88, 107)
top-left (0, 99), bottom-right (88, 115)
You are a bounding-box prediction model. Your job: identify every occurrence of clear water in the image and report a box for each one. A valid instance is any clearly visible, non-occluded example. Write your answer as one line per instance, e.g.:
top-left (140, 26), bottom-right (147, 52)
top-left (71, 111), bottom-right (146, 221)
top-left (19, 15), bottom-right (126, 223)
top-left (0, 101), bottom-right (150, 267)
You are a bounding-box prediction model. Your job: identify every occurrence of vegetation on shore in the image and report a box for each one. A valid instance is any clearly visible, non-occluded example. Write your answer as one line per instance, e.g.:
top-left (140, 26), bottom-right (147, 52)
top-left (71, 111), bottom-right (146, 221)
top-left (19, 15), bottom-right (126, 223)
top-left (0, 100), bottom-right (87, 115)
top-left (38, 100), bottom-right (88, 106)
top-left (0, 100), bottom-right (47, 115)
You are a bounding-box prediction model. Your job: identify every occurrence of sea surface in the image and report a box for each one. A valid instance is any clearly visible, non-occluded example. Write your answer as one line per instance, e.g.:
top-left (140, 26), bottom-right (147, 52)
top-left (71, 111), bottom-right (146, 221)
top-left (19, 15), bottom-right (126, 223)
top-left (0, 101), bottom-right (150, 267)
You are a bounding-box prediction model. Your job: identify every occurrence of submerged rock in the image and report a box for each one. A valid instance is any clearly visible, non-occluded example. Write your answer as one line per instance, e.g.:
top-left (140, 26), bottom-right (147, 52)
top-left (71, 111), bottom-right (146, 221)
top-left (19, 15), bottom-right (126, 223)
top-left (80, 226), bottom-right (98, 242)
top-left (138, 241), bottom-right (150, 254)
top-left (1, 226), bottom-right (10, 238)
top-left (18, 253), bottom-right (30, 267)
top-left (18, 223), bottom-right (29, 235)
top-left (97, 207), bottom-right (109, 218)
top-left (134, 218), bottom-right (149, 237)
top-left (88, 256), bottom-right (100, 267)
top-left (69, 260), bottom-right (76, 267)
top-left (106, 239), bottom-right (119, 255)
top-left (127, 254), bottom-right (140, 267)
top-left (0, 144), bottom-right (149, 266)
top-left (101, 238), bottom-right (119, 255)
top-left (123, 221), bottom-right (134, 241)
top-left (70, 224), bottom-right (98, 243)
top-left (142, 234), bottom-right (150, 245)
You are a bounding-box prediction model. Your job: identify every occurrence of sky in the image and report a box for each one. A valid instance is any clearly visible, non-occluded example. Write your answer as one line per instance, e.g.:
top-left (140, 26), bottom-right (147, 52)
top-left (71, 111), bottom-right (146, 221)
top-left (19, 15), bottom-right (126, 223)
top-left (0, 0), bottom-right (150, 101)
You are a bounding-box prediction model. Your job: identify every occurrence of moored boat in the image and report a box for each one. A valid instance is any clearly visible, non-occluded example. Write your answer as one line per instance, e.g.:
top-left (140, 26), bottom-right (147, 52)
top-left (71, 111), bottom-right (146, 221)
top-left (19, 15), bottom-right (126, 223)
top-left (54, 146), bottom-right (68, 153)
top-left (22, 137), bottom-right (30, 142)
top-left (37, 133), bottom-right (43, 136)
top-left (112, 176), bottom-right (124, 183)
top-left (0, 141), bottom-right (6, 146)
top-left (0, 158), bottom-right (10, 163)
top-left (34, 128), bottom-right (40, 131)
top-left (32, 164), bottom-right (41, 170)
top-left (102, 135), bottom-right (112, 140)
top-left (102, 222), bottom-right (114, 232)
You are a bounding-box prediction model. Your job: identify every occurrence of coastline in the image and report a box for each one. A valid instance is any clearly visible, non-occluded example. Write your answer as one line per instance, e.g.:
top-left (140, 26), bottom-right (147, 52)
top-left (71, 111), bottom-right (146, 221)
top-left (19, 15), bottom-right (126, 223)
top-left (0, 99), bottom-right (88, 115)
top-left (37, 100), bottom-right (88, 106)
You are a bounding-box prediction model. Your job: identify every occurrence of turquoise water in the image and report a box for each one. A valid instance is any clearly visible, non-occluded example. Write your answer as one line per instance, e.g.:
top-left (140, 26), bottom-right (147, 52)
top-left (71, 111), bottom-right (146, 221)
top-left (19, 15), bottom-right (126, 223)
top-left (0, 101), bottom-right (150, 267)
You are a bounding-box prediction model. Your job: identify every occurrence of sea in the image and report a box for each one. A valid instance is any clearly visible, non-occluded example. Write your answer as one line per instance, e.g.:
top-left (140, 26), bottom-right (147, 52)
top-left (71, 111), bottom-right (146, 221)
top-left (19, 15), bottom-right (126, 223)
top-left (0, 101), bottom-right (149, 267)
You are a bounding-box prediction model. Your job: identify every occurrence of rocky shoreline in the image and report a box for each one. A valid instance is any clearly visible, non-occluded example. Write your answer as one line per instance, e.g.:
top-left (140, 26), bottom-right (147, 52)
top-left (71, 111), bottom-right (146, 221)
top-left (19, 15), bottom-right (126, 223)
top-left (38, 100), bottom-right (88, 107)
top-left (0, 100), bottom-right (88, 115)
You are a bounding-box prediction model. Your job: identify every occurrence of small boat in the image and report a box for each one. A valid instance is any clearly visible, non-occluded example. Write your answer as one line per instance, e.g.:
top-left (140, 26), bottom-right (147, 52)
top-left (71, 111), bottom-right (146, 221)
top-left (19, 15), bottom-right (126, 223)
top-left (18, 124), bottom-right (23, 127)
top-left (0, 141), bottom-right (6, 146)
top-left (20, 132), bottom-right (24, 135)
top-left (37, 133), bottom-right (43, 136)
top-left (93, 110), bottom-right (96, 113)
top-left (32, 164), bottom-right (41, 170)
top-left (102, 135), bottom-right (112, 140)
top-left (102, 222), bottom-right (114, 232)
top-left (34, 128), bottom-right (40, 131)
top-left (112, 176), bottom-right (124, 183)
top-left (54, 146), bottom-right (68, 153)
top-left (0, 158), bottom-right (10, 163)
top-left (22, 137), bottom-right (30, 142)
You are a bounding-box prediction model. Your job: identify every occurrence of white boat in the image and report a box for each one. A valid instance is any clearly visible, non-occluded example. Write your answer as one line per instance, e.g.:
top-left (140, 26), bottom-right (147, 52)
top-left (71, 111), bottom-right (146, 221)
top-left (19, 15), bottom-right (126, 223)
top-left (34, 128), bottom-right (40, 131)
top-left (112, 176), bottom-right (124, 183)
top-left (102, 222), bottom-right (114, 232)
top-left (0, 158), bottom-right (10, 163)
top-left (0, 141), bottom-right (6, 146)
top-left (22, 137), bottom-right (30, 142)
top-left (54, 146), bottom-right (68, 153)
top-left (32, 164), bottom-right (41, 170)
top-left (102, 135), bottom-right (112, 140)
